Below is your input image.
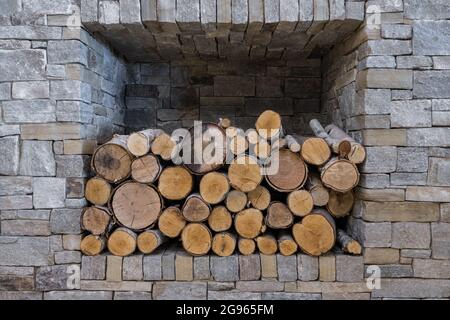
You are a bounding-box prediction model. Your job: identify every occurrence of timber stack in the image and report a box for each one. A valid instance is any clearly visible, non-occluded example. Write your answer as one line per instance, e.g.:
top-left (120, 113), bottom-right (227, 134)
top-left (81, 110), bottom-right (364, 257)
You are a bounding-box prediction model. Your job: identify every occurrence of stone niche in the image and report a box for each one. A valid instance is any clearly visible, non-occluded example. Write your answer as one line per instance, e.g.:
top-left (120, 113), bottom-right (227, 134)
top-left (76, 0), bottom-right (369, 287)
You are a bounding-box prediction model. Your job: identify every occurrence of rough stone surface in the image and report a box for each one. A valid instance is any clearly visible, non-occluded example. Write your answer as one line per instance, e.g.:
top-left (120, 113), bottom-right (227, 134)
top-left (239, 254), bottom-right (260, 281)
top-left (297, 254), bottom-right (319, 281)
top-left (143, 253), bottom-right (163, 280)
top-left (0, 136), bottom-right (20, 175)
top-left (413, 21), bottom-right (450, 56)
top-left (19, 141), bottom-right (56, 176)
top-left (36, 265), bottom-right (75, 291)
top-left (364, 248), bottom-right (399, 264)
top-left (81, 256), bottom-right (106, 280)
top-left (413, 259), bottom-right (450, 279)
top-left (427, 158), bottom-right (450, 186)
top-left (361, 147), bottom-right (397, 173)
top-left (210, 255), bottom-right (239, 282)
top-left (153, 282), bottom-right (207, 300)
top-left (44, 291), bottom-right (112, 300)
top-left (33, 178), bottom-right (66, 209)
top-left (277, 254), bottom-right (297, 282)
top-left (123, 255), bottom-right (143, 281)
top-left (414, 71), bottom-right (450, 99)
top-left (372, 279), bottom-right (450, 298)
top-left (392, 223), bottom-right (431, 249)
top-left (0, 49), bottom-right (46, 81)
top-left (431, 223), bottom-right (450, 259)
top-left (114, 291), bottom-right (152, 300)
top-left (50, 209), bottom-right (82, 234)
top-left (391, 100), bottom-right (431, 128)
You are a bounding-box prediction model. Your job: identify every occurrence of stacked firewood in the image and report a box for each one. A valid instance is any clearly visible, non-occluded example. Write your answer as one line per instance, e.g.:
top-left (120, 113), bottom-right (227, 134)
top-left (81, 110), bottom-right (364, 257)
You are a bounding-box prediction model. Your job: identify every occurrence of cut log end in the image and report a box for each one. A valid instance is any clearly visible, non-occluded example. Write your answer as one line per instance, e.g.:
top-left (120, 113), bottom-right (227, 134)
top-left (228, 156), bottom-right (262, 192)
top-left (266, 149), bottom-right (308, 192)
top-left (327, 190), bottom-right (354, 218)
top-left (256, 110), bottom-right (282, 139)
top-left (337, 229), bottom-right (362, 255)
top-left (247, 185), bottom-right (271, 211)
top-left (107, 228), bottom-right (137, 257)
top-left (182, 194), bottom-right (211, 222)
top-left (199, 172), bottom-right (230, 205)
top-left (151, 133), bottom-right (176, 161)
top-left (212, 232), bottom-right (237, 257)
top-left (266, 202), bottom-right (294, 229)
top-left (238, 238), bottom-right (256, 255)
top-left (158, 206), bottom-right (186, 238)
top-left (85, 177), bottom-right (111, 206)
top-left (81, 207), bottom-right (111, 236)
top-left (92, 138), bottom-right (132, 183)
top-left (208, 206), bottom-right (232, 232)
top-left (131, 154), bottom-right (162, 184)
top-left (181, 223), bottom-right (212, 256)
top-left (321, 158), bottom-right (359, 193)
top-left (300, 137), bottom-right (331, 166)
top-left (292, 209), bottom-right (336, 256)
top-left (278, 234), bottom-right (298, 256)
top-left (234, 208), bottom-right (264, 239)
top-left (137, 230), bottom-right (167, 254)
top-left (80, 235), bottom-right (105, 256)
top-left (225, 190), bottom-right (248, 213)
top-left (287, 190), bottom-right (314, 217)
top-left (158, 166), bottom-right (193, 200)
top-left (256, 234), bottom-right (278, 255)
top-left (111, 182), bottom-right (162, 231)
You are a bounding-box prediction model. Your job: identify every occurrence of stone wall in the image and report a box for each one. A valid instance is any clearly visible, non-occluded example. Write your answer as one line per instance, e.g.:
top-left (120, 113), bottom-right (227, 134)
top-left (0, 0), bottom-right (450, 300)
top-left (124, 59), bottom-right (323, 134)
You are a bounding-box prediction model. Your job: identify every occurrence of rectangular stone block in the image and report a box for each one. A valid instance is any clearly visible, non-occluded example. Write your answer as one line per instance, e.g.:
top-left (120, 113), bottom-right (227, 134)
top-left (50, 80), bottom-right (91, 103)
top-left (50, 208), bottom-right (81, 234)
top-left (54, 251), bottom-right (81, 264)
top-left (0, 49), bottom-right (46, 81)
top-left (396, 56), bottom-right (432, 69)
top-left (44, 291), bottom-right (112, 300)
top-left (391, 100), bottom-right (432, 128)
top-left (413, 21), bottom-right (450, 56)
top-left (12, 81), bottom-right (49, 99)
top-left (277, 254), bottom-right (297, 282)
top-left (360, 147), bottom-right (397, 173)
top-left (211, 255), bottom-right (239, 282)
top-left (357, 89), bottom-right (391, 115)
top-left (57, 101), bottom-right (93, 123)
top-left (371, 264), bottom-right (413, 278)
top-left (262, 292), bottom-right (321, 300)
top-left (236, 280), bottom-right (284, 292)
top-left (433, 57), bottom-right (450, 70)
top-left (432, 223), bottom-right (450, 259)
top-left (36, 265), bottom-right (75, 291)
top-left (1, 220), bottom-right (50, 236)
top-left (56, 155), bottom-right (90, 177)
top-left (357, 69), bottom-right (413, 90)
top-left (0, 194), bottom-right (32, 210)
top-left (357, 188), bottom-right (404, 202)
top-left (390, 173), bottom-right (427, 186)
top-left (64, 140), bottom-right (97, 155)
top-left (392, 222), bottom-right (430, 249)
top-left (162, 247), bottom-right (176, 280)
top-left (413, 259), bottom-right (450, 279)
top-left (372, 279), bottom-right (450, 298)
top-left (381, 24), bottom-right (411, 39)
top-left (364, 248), bottom-right (399, 264)
top-left (21, 123), bottom-right (84, 140)
top-left (362, 129), bottom-right (406, 146)
top-left (33, 177), bottom-right (65, 209)
top-left (319, 255), bottom-right (335, 282)
top-left (239, 254), bottom-right (261, 280)
top-left (114, 291), bottom-right (152, 300)
top-left (48, 40), bottom-right (88, 65)
top-left (3, 100), bottom-right (56, 123)
top-left (297, 254), bottom-right (318, 281)
top-left (358, 56), bottom-right (396, 70)
top-left (193, 256), bottom-right (210, 280)
top-left (362, 40), bottom-right (412, 56)
top-left (405, 0), bottom-right (450, 19)
top-left (260, 253), bottom-right (277, 278)
top-left (19, 140), bottom-right (55, 176)
top-left (0, 275), bottom-right (34, 291)
top-left (120, 0), bottom-right (142, 24)
top-left (0, 236), bottom-right (49, 266)
top-left (406, 186), bottom-right (450, 202)
top-left (208, 290), bottom-right (261, 300)
top-left (361, 201), bottom-right (439, 222)
top-left (106, 256), bottom-right (122, 281)
top-left (175, 251), bottom-right (193, 281)
top-left (123, 255), bottom-right (143, 280)
top-left (153, 282), bottom-right (206, 300)
top-left (80, 280), bottom-right (152, 291)
top-left (143, 251), bottom-right (163, 280)
top-left (0, 177), bottom-right (32, 196)
top-left (0, 291), bottom-right (42, 300)
top-left (427, 158), bottom-right (450, 186)
top-left (414, 71), bottom-right (450, 99)
top-left (407, 128), bottom-right (450, 147)
top-left (81, 255), bottom-right (106, 280)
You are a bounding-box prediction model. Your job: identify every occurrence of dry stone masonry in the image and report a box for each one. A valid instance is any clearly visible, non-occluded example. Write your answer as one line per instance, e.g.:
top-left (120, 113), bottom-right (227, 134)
top-left (0, 0), bottom-right (450, 300)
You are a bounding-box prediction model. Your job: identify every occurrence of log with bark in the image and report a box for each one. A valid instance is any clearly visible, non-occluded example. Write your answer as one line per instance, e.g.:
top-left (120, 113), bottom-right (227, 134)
top-left (336, 229), bottom-right (362, 255)
top-left (306, 174), bottom-right (330, 206)
top-left (256, 232), bottom-right (278, 255)
top-left (300, 137), bottom-right (331, 166)
top-left (320, 157), bottom-right (360, 193)
top-left (228, 155), bottom-right (262, 192)
top-left (225, 190), bottom-right (248, 213)
top-left (287, 190), bottom-right (314, 217)
top-left (127, 129), bottom-right (164, 157)
top-left (151, 132), bottom-right (176, 161)
top-left (91, 135), bottom-right (133, 183)
top-left (278, 231), bottom-right (299, 256)
top-left (237, 238), bottom-right (256, 255)
top-left (158, 206), bottom-right (186, 238)
top-left (325, 124), bottom-right (366, 164)
top-left (234, 208), bottom-right (265, 239)
top-left (81, 234), bottom-right (105, 256)
top-left (81, 206), bottom-right (111, 235)
top-left (208, 206), bottom-right (232, 232)
top-left (247, 185), bottom-right (271, 210)
top-left (265, 149), bottom-right (308, 192)
top-left (256, 110), bottom-right (283, 139)
top-left (327, 190), bottom-right (354, 218)
top-left (181, 223), bottom-right (212, 256)
top-left (182, 193), bottom-right (211, 222)
top-left (131, 154), bottom-right (162, 184)
top-left (137, 229), bottom-right (167, 254)
top-left (107, 227), bottom-right (137, 256)
top-left (199, 172), bottom-right (230, 205)
top-left (265, 201), bottom-right (294, 229)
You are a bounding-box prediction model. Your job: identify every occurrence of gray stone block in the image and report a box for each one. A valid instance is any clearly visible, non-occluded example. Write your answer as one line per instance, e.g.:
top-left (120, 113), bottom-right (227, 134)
top-left (390, 173), bottom-right (427, 186)
top-left (33, 178), bottom-right (66, 209)
top-left (54, 251), bottom-right (81, 264)
top-left (120, 0), bottom-right (141, 24)
top-left (19, 140), bottom-right (55, 177)
top-left (396, 56), bottom-right (432, 70)
top-left (405, 0), bottom-right (450, 19)
top-left (0, 49), bottom-right (46, 81)
top-left (236, 280), bottom-right (284, 292)
top-left (48, 40), bottom-right (88, 65)
top-left (297, 254), bottom-right (318, 281)
top-left (0, 291), bottom-right (42, 300)
top-left (56, 155), bottom-right (90, 177)
top-left (432, 223), bottom-right (450, 259)
top-left (335, 255), bottom-right (364, 282)
top-left (277, 254), bottom-right (297, 281)
top-left (239, 254), bottom-right (261, 280)
top-left (0, 196), bottom-right (32, 210)
top-left (381, 24), bottom-right (411, 40)
top-left (0, 177), bottom-right (32, 196)
top-left (391, 100), bottom-right (431, 128)
top-left (413, 259), bottom-right (450, 279)
top-left (414, 71), bottom-right (450, 99)
top-left (214, 76), bottom-right (255, 96)
top-left (433, 57), bottom-right (450, 70)
top-left (193, 256), bottom-right (210, 280)
top-left (357, 89), bottom-right (391, 115)
top-left (114, 291), bottom-right (152, 300)
top-left (143, 252), bottom-right (163, 280)
top-left (360, 147), bottom-right (397, 173)
top-left (0, 136), bottom-right (19, 175)
top-left (81, 0), bottom-right (99, 23)
top-left (81, 255), bottom-right (106, 280)
top-left (407, 128), bottom-right (450, 147)
top-left (397, 147), bottom-right (429, 172)
top-left (414, 21), bottom-right (450, 56)
top-left (3, 100), bottom-right (56, 123)
top-left (232, 0), bottom-right (248, 30)
top-left (262, 292), bottom-right (321, 300)
top-left (44, 291), bottom-right (112, 300)
top-left (36, 265), bottom-right (77, 291)
top-left (1, 220), bottom-right (50, 236)
top-left (0, 236), bottom-right (49, 266)
top-left (153, 282), bottom-right (207, 300)
top-left (50, 208), bottom-right (82, 234)
top-left (208, 290), bottom-right (261, 300)
top-left (50, 80), bottom-right (92, 103)
top-left (123, 255), bottom-right (143, 280)
top-left (392, 222), bottom-right (431, 249)
top-left (210, 255), bottom-right (239, 282)
top-left (372, 279), bottom-right (450, 298)
top-left (0, 83), bottom-right (11, 101)
top-left (370, 264), bottom-right (413, 278)
top-left (12, 81), bottom-right (49, 99)
top-left (427, 157), bottom-right (450, 186)
top-left (99, 0), bottom-right (121, 24)
top-left (56, 101), bottom-right (93, 123)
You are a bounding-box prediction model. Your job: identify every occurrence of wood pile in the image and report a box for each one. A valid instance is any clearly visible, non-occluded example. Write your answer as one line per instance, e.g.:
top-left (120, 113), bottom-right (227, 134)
top-left (81, 110), bottom-right (363, 257)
